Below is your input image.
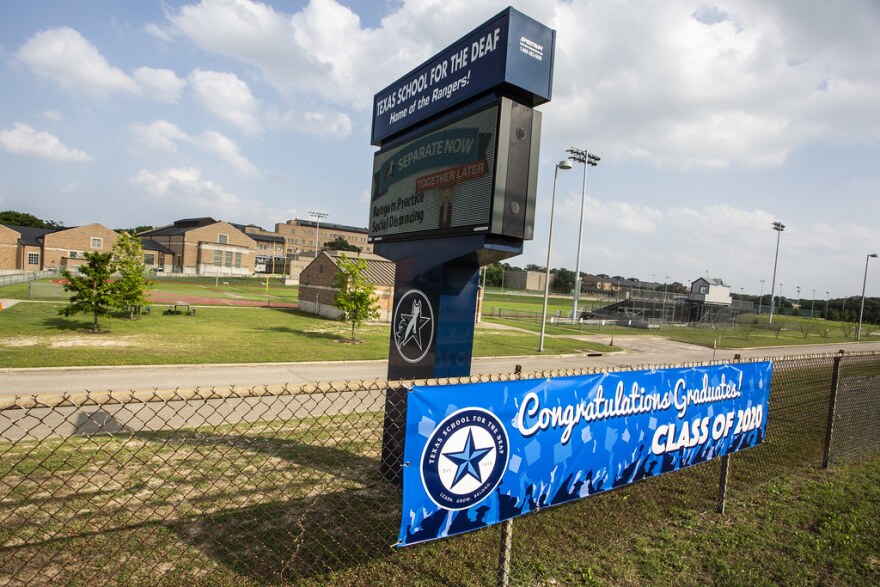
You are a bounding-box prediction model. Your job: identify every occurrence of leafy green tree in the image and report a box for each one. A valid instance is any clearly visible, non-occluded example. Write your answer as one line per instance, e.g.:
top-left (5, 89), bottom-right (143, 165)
top-left (58, 252), bottom-right (117, 331)
top-left (0, 210), bottom-right (62, 228)
top-left (552, 267), bottom-right (576, 293)
top-left (325, 236), bottom-right (362, 252)
top-left (483, 263), bottom-right (504, 287)
top-left (112, 232), bottom-right (151, 318)
top-left (333, 254), bottom-right (380, 341)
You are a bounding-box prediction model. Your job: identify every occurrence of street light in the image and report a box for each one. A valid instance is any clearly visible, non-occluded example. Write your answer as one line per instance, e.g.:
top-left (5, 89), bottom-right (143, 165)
top-left (566, 147), bottom-right (600, 320)
top-left (768, 221), bottom-right (785, 325)
top-left (758, 279), bottom-right (765, 315)
top-left (308, 211), bottom-right (328, 258)
top-left (539, 159), bottom-right (573, 352)
top-left (856, 253), bottom-right (878, 341)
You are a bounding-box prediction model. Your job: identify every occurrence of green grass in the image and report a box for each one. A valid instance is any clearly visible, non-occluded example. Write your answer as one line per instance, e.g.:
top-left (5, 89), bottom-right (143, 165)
top-left (1, 380), bottom-right (877, 586)
top-left (0, 277), bottom-right (299, 304)
top-left (0, 302), bottom-right (601, 368)
top-left (486, 314), bottom-right (869, 349)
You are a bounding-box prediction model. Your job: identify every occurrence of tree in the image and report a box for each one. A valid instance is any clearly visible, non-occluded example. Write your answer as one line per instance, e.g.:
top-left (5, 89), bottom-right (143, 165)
top-left (58, 252), bottom-right (117, 331)
top-left (484, 263), bottom-right (504, 287)
top-left (0, 210), bottom-right (62, 228)
top-left (112, 232), bottom-right (151, 319)
top-left (333, 254), bottom-right (380, 341)
top-left (552, 268), bottom-right (576, 293)
top-left (325, 236), bottom-right (362, 253)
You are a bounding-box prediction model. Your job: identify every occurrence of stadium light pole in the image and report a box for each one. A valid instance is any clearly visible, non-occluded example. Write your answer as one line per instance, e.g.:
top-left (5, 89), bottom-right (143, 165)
top-left (856, 253), bottom-right (878, 341)
top-left (811, 288), bottom-right (815, 317)
top-left (758, 280), bottom-right (765, 315)
top-left (539, 159), bottom-right (573, 352)
top-left (768, 221), bottom-right (785, 325)
top-left (825, 291), bottom-right (830, 318)
top-left (309, 211), bottom-right (328, 258)
top-left (566, 147), bottom-right (600, 320)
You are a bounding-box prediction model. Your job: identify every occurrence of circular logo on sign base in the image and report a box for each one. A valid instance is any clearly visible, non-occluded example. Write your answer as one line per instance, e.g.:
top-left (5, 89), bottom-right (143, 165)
top-left (393, 289), bottom-right (434, 364)
top-left (421, 408), bottom-right (509, 511)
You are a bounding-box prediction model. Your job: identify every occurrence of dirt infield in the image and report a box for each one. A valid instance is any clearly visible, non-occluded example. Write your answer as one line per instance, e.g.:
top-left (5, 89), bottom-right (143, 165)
top-left (148, 293), bottom-right (298, 308)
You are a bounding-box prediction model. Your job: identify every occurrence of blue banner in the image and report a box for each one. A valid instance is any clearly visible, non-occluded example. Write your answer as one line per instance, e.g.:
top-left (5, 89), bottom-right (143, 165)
top-left (398, 362), bottom-right (772, 546)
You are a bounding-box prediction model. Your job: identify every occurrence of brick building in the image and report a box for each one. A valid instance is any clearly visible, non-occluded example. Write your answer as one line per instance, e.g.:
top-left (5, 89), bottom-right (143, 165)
top-left (140, 218), bottom-right (256, 276)
top-left (275, 218), bottom-right (372, 258)
top-left (299, 251), bottom-right (395, 322)
top-left (0, 223), bottom-right (118, 272)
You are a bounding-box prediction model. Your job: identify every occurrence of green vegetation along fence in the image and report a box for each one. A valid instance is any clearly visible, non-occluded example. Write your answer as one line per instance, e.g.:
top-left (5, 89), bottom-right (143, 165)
top-left (1, 351), bottom-right (878, 586)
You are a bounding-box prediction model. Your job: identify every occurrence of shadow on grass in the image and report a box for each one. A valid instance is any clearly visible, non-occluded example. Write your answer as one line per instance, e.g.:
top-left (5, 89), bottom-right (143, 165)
top-left (41, 316), bottom-right (102, 332)
top-left (133, 427), bottom-right (403, 584)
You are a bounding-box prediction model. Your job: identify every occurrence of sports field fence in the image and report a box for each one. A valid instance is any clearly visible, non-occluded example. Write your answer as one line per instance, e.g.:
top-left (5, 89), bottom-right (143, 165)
top-left (0, 350), bottom-right (878, 586)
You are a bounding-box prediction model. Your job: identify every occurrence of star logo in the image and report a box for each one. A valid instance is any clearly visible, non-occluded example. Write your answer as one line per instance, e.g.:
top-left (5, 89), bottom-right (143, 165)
top-left (443, 429), bottom-right (492, 487)
top-left (420, 408), bottom-right (509, 511)
top-left (393, 289), bottom-right (434, 363)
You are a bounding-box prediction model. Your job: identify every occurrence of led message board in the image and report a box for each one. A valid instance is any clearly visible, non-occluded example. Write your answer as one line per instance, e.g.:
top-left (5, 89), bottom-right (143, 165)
top-left (371, 7), bottom-right (555, 145)
top-left (369, 98), bottom-right (540, 244)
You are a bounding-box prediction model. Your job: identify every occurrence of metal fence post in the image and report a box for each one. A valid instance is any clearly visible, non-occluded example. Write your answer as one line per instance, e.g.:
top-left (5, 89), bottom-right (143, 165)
top-left (497, 364), bottom-right (523, 587)
top-left (716, 354), bottom-right (743, 514)
top-left (716, 454), bottom-right (731, 514)
top-left (822, 350), bottom-right (845, 469)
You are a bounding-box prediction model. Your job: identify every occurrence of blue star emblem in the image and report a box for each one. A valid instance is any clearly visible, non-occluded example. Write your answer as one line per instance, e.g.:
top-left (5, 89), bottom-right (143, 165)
top-left (443, 429), bottom-right (492, 487)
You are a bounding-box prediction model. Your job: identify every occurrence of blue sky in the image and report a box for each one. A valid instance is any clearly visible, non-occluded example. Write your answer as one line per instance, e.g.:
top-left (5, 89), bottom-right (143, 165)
top-left (1, 0), bottom-right (878, 298)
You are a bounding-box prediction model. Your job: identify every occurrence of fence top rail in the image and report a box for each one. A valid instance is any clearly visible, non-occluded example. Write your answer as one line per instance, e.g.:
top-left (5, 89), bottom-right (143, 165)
top-left (2, 350), bottom-right (875, 412)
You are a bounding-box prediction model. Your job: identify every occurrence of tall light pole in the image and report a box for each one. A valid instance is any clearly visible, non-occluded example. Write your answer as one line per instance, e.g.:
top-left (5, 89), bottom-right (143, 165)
top-left (308, 211), bottom-right (328, 258)
top-left (539, 159), bottom-right (573, 351)
top-left (768, 221), bottom-right (785, 325)
top-left (811, 288), bottom-right (815, 317)
top-left (663, 275), bottom-right (669, 321)
top-left (566, 147), bottom-right (600, 320)
top-left (758, 280), bottom-right (765, 315)
top-left (825, 290), bottom-right (830, 318)
top-left (856, 253), bottom-right (878, 341)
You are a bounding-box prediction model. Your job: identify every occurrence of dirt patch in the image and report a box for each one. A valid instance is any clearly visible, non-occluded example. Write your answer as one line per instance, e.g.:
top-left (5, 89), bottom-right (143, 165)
top-left (0, 336), bottom-right (138, 348)
top-left (148, 293), bottom-right (297, 308)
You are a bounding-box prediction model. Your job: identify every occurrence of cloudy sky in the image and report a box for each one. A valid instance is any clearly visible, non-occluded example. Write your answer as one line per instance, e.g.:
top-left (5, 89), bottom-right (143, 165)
top-left (1, 0), bottom-right (878, 298)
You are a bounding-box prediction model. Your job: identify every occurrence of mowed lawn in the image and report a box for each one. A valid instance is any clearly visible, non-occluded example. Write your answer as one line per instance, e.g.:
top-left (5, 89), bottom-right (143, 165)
top-left (0, 302), bottom-right (604, 368)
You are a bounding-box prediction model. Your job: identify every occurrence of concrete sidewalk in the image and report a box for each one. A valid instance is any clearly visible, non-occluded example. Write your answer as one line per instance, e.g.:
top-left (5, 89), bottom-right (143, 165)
top-left (2, 338), bottom-right (877, 398)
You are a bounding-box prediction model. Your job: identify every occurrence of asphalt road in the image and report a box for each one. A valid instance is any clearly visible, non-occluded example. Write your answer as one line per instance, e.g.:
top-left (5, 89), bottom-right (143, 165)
top-left (2, 336), bottom-right (878, 397)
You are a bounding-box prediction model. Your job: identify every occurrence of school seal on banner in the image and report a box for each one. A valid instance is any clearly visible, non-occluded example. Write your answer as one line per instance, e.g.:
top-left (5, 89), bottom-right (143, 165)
top-left (420, 408), bottom-right (509, 511)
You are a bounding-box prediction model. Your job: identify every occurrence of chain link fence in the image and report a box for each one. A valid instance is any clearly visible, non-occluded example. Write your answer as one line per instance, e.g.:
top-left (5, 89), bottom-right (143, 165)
top-left (1, 351), bottom-right (878, 586)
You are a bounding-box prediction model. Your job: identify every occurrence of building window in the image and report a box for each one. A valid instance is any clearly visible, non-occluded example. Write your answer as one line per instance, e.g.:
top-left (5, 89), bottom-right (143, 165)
top-left (90, 237), bottom-right (103, 249)
top-left (258, 243), bottom-right (268, 250)
top-left (224, 251), bottom-right (233, 267)
top-left (69, 251), bottom-right (79, 259)
top-left (144, 253), bottom-right (155, 265)
top-left (234, 252), bottom-right (242, 268)
top-left (214, 250), bottom-right (222, 266)
top-left (27, 252), bottom-right (40, 265)
top-left (219, 234), bottom-right (229, 244)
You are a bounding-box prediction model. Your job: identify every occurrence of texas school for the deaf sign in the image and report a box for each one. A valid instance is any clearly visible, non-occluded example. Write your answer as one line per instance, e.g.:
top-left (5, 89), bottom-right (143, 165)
top-left (397, 362), bottom-right (772, 546)
top-left (371, 7), bottom-right (555, 145)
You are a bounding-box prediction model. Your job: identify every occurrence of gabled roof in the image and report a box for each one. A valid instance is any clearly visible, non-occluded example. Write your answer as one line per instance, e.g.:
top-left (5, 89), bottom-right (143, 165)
top-left (140, 218), bottom-right (222, 237)
top-left (320, 251), bottom-right (395, 286)
top-left (294, 218), bottom-right (369, 234)
top-left (249, 233), bottom-right (285, 243)
top-left (139, 238), bottom-right (174, 255)
top-left (0, 224), bottom-right (56, 246)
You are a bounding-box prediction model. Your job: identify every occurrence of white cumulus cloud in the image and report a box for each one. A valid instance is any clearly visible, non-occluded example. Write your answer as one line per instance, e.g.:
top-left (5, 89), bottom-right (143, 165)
top-left (0, 123), bottom-right (93, 162)
top-left (129, 166), bottom-right (278, 224)
top-left (132, 67), bottom-right (186, 102)
top-left (129, 120), bottom-right (256, 175)
top-left (16, 27), bottom-right (139, 96)
top-left (188, 69), bottom-right (263, 134)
